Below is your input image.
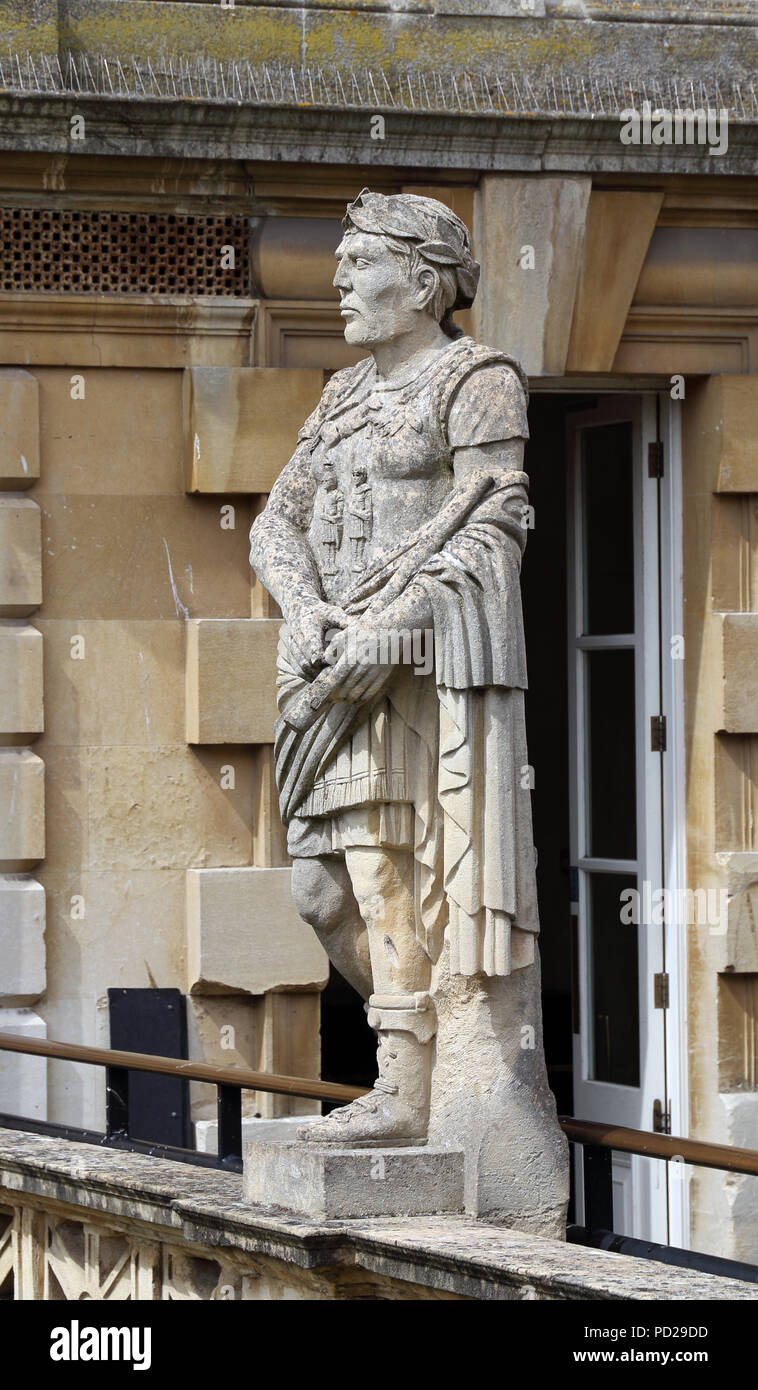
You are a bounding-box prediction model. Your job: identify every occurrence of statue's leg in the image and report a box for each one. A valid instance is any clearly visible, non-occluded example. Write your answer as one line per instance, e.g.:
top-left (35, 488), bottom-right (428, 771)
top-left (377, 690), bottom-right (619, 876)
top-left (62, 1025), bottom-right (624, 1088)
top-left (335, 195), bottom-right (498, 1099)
top-left (291, 854), bottom-right (372, 1000)
top-left (298, 846), bottom-right (435, 1146)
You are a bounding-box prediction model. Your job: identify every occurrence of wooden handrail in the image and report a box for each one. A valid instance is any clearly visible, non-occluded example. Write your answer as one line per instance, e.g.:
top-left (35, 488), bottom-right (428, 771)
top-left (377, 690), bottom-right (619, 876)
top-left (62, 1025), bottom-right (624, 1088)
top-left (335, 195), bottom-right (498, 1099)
top-left (560, 1116), bottom-right (758, 1178)
top-left (0, 1031), bottom-right (367, 1106)
top-left (2, 1033), bottom-right (758, 1178)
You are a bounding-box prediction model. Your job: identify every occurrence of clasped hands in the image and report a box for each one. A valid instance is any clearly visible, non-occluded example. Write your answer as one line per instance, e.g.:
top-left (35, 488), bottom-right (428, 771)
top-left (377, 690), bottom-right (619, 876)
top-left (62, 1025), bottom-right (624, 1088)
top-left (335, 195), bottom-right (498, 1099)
top-left (287, 596), bottom-right (426, 705)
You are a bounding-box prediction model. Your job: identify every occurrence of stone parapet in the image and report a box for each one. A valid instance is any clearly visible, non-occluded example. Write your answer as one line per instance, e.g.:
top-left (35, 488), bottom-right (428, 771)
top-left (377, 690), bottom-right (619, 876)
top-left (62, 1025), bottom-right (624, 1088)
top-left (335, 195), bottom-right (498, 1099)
top-left (0, 1128), bottom-right (755, 1300)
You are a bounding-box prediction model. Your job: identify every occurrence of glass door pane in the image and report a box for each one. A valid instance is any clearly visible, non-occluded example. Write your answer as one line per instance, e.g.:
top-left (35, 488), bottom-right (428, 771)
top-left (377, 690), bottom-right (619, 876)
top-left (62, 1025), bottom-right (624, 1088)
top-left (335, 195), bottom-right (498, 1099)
top-left (589, 872), bottom-right (640, 1086)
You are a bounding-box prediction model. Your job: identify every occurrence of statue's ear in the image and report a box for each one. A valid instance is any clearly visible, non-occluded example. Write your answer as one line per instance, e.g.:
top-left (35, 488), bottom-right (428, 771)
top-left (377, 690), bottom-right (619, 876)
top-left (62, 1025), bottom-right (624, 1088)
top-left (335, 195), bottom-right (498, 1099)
top-left (415, 263), bottom-right (438, 311)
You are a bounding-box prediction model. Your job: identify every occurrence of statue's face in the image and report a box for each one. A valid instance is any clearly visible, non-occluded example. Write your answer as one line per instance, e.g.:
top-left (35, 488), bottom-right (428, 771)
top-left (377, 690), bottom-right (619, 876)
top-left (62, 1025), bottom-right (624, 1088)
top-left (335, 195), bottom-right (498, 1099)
top-left (333, 231), bottom-right (420, 345)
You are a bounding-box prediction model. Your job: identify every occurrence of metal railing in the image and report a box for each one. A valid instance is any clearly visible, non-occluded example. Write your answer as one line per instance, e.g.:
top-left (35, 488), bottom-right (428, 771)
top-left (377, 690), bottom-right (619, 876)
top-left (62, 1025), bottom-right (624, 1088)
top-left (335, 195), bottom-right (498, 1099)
top-left (1, 1030), bottom-right (757, 1284)
top-left (0, 1030), bottom-right (364, 1172)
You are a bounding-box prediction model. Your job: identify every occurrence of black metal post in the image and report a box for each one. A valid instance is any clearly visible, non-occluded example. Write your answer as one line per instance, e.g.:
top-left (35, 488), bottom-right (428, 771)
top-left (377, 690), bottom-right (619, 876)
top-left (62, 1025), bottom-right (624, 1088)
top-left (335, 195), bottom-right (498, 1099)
top-left (217, 1083), bottom-right (243, 1170)
top-left (582, 1141), bottom-right (614, 1232)
top-left (105, 1065), bottom-right (130, 1138)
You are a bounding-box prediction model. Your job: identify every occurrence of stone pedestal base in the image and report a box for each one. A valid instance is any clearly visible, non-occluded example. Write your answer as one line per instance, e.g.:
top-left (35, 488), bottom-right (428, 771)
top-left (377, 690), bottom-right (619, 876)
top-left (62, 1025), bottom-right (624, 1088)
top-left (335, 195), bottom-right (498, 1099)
top-left (429, 944), bottom-right (570, 1239)
top-left (243, 1141), bottom-right (464, 1220)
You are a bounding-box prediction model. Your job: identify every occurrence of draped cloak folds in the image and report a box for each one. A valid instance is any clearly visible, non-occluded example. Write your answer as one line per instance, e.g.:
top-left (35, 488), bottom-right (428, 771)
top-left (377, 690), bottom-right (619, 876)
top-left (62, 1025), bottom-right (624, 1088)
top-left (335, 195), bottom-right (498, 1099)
top-left (271, 465), bottom-right (540, 980)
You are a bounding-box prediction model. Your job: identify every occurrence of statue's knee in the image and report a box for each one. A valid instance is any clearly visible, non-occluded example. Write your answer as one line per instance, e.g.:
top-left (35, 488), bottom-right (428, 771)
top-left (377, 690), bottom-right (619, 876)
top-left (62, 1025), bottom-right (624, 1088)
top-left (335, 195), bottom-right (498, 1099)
top-left (291, 856), bottom-right (354, 936)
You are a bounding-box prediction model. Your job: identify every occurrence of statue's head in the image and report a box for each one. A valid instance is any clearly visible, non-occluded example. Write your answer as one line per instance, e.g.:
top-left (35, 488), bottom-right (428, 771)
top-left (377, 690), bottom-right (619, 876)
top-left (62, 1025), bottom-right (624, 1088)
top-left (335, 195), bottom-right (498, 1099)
top-left (353, 464), bottom-right (368, 484)
top-left (334, 188), bottom-right (480, 347)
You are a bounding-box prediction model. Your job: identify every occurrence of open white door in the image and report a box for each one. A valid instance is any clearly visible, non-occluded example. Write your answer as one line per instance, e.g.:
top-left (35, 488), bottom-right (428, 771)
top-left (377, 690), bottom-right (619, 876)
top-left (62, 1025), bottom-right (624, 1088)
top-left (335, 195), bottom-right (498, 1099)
top-left (567, 394), bottom-right (684, 1245)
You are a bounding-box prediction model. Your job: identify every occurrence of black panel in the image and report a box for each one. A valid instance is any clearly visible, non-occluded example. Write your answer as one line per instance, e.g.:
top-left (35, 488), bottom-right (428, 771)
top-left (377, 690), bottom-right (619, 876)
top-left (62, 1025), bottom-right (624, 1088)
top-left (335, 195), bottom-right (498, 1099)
top-left (107, 988), bottom-right (191, 1148)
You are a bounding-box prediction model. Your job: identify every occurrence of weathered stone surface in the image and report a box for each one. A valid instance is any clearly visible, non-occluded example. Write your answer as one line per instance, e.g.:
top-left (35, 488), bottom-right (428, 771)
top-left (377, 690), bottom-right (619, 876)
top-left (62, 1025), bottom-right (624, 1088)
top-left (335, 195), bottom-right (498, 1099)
top-left (86, 746), bottom-right (255, 870)
top-left (254, 990), bottom-right (324, 1119)
top-left (0, 875), bottom-right (45, 1003)
top-left (0, 621), bottom-right (43, 743)
top-left (472, 175), bottom-right (590, 376)
top-left (249, 186), bottom-right (567, 1221)
top-left (0, 1013), bottom-right (46, 1119)
top-left (566, 191), bottom-right (662, 372)
top-left (35, 619), bottom-right (184, 748)
top-left (184, 367), bottom-right (324, 493)
top-left (32, 366), bottom-right (183, 496)
top-left (429, 943), bottom-right (569, 1236)
top-left (711, 852), bottom-right (758, 973)
top-left (0, 749), bottom-right (44, 871)
top-left (0, 496), bottom-right (41, 616)
top-left (185, 619), bottom-right (281, 745)
top-left (196, 1114), bottom-right (321, 1153)
top-left (721, 614), bottom-right (758, 733)
top-left (713, 377), bottom-right (758, 491)
top-left (0, 369), bottom-right (39, 490)
top-left (1, 1130), bottom-right (756, 1301)
top-left (186, 866), bottom-right (329, 995)
top-left (244, 1141), bottom-right (466, 1219)
top-left (37, 494), bottom-right (254, 620)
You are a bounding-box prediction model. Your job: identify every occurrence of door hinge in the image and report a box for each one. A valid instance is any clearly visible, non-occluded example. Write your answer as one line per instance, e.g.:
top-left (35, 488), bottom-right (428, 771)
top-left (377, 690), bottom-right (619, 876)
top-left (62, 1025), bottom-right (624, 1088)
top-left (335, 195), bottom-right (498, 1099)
top-left (648, 440), bottom-right (664, 478)
top-left (653, 1098), bottom-right (672, 1135)
top-left (654, 971), bottom-right (670, 1008)
top-left (650, 714), bottom-right (667, 752)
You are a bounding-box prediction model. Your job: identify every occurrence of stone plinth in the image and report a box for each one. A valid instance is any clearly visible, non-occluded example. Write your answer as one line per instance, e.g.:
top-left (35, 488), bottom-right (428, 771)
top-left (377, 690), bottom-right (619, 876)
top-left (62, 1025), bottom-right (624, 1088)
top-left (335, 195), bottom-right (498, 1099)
top-left (244, 1140), bottom-right (465, 1220)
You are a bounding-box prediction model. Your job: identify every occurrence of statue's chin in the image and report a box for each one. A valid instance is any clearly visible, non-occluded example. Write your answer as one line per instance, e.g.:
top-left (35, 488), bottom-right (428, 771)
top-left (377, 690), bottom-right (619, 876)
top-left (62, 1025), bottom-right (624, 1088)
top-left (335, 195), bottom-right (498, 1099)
top-left (342, 320), bottom-right (369, 345)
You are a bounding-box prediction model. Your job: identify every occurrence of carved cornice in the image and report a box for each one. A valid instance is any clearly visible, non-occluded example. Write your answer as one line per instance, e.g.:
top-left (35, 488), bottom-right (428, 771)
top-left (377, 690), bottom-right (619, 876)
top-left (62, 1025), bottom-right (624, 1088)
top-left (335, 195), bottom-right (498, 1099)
top-left (0, 97), bottom-right (756, 178)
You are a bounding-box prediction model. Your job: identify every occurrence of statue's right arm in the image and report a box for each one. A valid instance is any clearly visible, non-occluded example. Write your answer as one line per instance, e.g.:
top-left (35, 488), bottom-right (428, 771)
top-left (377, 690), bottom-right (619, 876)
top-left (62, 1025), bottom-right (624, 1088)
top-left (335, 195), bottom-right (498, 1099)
top-left (248, 445), bottom-right (324, 621)
top-left (249, 444), bottom-right (347, 672)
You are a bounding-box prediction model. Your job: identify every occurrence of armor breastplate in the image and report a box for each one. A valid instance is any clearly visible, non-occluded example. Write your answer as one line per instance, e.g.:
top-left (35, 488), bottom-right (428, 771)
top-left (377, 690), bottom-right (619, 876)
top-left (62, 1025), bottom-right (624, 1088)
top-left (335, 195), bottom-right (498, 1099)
top-left (299, 336), bottom-right (529, 604)
top-left (306, 353), bottom-right (454, 602)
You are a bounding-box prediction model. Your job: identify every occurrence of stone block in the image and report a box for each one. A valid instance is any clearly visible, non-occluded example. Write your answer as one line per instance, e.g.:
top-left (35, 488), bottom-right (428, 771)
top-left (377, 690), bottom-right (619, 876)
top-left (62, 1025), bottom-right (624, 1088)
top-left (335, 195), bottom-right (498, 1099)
top-left (196, 1114), bottom-right (321, 1153)
top-left (714, 377), bottom-right (758, 493)
top-left (0, 370), bottom-right (39, 490)
top-left (33, 367), bottom-right (183, 496)
top-left (473, 175), bottom-right (590, 377)
top-left (710, 852), bottom-right (758, 973)
top-left (38, 494), bottom-right (254, 620)
top-left (566, 192), bottom-right (662, 372)
top-left (187, 867), bottom-right (329, 996)
top-left (243, 1140), bottom-right (465, 1219)
top-left (0, 749), bottom-right (44, 871)
top-left (0, 622), bottom-right (43, 743)
top-left (184, 368), bottom-right (324, 493)
top-left (186, 619), bottom-right (281, 745)
top-left (87, 746), bottom-right (255, 870)
top-left (0, 1008), bottom-right (46, 1120)
top-left (35, 747), bottom-right (87, 871)
top-left (0, 876), bottom-right (45, 1003)
top-left (0, 497), bottom-right (42, 616)
top-left (722, 615), bottom-right (758, 733)
top-left (35, 619), bottom-right (184, 749)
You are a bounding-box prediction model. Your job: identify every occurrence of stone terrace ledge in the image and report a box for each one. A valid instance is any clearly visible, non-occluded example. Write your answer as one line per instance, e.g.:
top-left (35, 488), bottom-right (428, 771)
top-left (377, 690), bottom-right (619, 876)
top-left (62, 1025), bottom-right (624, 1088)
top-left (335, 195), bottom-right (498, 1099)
top-left (0, 1130), bottom-right (756, 1300)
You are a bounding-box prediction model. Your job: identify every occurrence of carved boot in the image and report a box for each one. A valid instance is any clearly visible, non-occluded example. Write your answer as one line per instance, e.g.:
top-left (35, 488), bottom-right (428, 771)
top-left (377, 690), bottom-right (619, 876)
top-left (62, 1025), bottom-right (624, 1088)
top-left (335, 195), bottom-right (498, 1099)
top-left (298, 992), bottom-right (436, 1147)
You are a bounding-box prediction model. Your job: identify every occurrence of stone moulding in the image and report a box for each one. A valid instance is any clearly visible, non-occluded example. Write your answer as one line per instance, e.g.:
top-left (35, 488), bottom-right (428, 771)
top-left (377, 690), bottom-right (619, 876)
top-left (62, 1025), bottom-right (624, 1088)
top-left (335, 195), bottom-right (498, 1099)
top-left (0, 1129), bottom-right (756, 1300)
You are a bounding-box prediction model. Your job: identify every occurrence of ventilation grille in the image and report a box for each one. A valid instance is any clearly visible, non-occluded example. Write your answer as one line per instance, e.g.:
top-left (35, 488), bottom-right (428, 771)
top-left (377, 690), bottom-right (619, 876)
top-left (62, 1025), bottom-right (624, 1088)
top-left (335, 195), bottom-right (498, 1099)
top-left (0, 208), bottom-right (251, 296)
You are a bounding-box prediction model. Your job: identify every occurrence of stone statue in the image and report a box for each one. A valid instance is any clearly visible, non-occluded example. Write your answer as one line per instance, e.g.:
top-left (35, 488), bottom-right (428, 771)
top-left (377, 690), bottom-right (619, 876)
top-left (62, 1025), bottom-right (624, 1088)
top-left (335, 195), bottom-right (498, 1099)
top-left (249, 188), bottom-right (568, 1235)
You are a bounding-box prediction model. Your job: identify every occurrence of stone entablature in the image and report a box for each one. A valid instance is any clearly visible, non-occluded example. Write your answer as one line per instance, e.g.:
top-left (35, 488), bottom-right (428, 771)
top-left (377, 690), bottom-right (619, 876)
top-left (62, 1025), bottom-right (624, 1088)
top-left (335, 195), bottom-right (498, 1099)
top-left (0, 1129), bottom-right (755, 1300)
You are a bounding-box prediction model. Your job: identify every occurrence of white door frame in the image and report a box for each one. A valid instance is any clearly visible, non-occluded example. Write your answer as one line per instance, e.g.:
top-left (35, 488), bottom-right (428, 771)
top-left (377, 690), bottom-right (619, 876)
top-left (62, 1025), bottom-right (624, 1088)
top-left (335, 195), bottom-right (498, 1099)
top-left (531, 383), bottom-right (687, 1246)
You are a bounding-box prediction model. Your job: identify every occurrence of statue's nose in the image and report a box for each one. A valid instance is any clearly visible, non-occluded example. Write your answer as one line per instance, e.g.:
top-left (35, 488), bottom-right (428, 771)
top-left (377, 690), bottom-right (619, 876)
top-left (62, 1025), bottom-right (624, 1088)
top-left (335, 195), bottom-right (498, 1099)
top-left (333, 261), bottom-right (350, 290)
